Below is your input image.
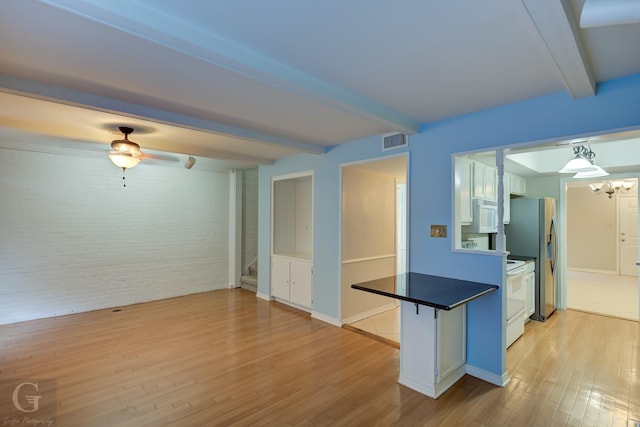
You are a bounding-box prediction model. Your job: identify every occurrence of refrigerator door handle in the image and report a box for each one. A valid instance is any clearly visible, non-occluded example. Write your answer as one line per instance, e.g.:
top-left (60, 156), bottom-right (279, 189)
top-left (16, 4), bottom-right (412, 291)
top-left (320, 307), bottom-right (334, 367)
top-left (548, 217), bottom-right (557, 275)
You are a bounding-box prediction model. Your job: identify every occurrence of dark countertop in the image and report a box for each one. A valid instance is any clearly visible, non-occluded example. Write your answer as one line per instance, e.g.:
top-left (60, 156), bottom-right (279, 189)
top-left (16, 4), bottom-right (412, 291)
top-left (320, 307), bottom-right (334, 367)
top-left (351, 272), bottom-right (498, 311)
top-left (508, 255), bottom-right (536, 262)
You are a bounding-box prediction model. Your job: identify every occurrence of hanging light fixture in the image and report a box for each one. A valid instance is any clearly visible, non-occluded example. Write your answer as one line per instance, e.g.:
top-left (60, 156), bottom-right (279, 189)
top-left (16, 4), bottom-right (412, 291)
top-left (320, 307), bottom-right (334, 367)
top-left (589, 180), bottom-right (635, 198)
top-left (109, 126), bottom-right (143, 187)
top-left (559, 144), bottom-right (602, 174)
top-left (573, 165), bottom-right (609, 178)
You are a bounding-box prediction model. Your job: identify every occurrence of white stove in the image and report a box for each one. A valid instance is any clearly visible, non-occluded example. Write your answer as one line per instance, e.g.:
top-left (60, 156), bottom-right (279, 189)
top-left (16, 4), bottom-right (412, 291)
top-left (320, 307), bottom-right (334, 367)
top-left (506, 259), bottom-right (525, 272)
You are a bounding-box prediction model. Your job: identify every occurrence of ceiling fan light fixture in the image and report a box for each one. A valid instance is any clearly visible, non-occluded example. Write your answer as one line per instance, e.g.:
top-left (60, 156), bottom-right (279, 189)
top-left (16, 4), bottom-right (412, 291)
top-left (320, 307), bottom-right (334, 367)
top-left (109, 126), bottom-right (143, 170)
top-left (109, 152), bottom-right (141, 169)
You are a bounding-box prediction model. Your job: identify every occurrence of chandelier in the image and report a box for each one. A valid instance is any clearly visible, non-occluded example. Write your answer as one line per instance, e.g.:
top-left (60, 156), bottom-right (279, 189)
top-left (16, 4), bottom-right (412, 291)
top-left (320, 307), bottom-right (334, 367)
top-left (559, 144), bottom-right (608, 178)
top-left (589, 180), bottom-right (635, 198)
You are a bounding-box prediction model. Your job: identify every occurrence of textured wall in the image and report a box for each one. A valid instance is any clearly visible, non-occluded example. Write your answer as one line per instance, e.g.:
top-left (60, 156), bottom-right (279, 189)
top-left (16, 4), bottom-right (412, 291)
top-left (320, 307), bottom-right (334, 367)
top-left (241, 168), bottom-right (258, 271)
top-left (0, 147), bottom-right (229, 325)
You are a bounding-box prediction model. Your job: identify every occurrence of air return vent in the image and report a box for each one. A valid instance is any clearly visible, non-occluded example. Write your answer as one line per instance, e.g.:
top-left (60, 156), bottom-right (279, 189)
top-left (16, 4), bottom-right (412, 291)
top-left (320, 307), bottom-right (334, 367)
top-left (382, 133), bottom-right (408, 151)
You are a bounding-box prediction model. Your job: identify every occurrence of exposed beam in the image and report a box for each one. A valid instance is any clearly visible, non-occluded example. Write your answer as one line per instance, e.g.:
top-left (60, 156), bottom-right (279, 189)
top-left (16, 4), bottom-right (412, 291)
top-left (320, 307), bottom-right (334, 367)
top-left (39, 0), bottom-right (420, 134)
top-left (521, 0), bottom-right (596, 99)
top-left (0, 74), bottom-right (323, 155)
top-left (580, 0), bottom-right (640, 28)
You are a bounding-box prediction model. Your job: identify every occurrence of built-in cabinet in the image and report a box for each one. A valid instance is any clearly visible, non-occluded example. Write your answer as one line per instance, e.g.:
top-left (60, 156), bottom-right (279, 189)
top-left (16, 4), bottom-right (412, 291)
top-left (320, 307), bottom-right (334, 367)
top-left (524, 260), bottom-right (535, 322)
top-left (399, 302), bottom-right (466, 398)
top-left (510, 174), bottom-right (527, 196)
top-left (271, 256), bottom-right (312, 308)
top-left (271, 173), bottom-right (313, 310)
top-left (472, 161), bottom-right (497, 201)
top-left (455, 157), bottom-right (474, 224)
top-left (455, 158), bottom-right (526, 227)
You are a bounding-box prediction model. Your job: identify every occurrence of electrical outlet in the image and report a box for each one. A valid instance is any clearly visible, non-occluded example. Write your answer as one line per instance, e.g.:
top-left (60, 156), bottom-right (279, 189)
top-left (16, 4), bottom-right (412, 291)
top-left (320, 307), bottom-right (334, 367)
top-left (430, 225), bottom-right (447, 238)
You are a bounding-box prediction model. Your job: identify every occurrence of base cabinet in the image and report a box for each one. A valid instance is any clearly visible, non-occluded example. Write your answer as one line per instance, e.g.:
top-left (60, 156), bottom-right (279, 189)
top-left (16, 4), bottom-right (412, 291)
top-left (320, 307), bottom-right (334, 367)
top-left (398, 302), bottom-right (466, 398)
top-left (271, 256), bottom-right (312, 309)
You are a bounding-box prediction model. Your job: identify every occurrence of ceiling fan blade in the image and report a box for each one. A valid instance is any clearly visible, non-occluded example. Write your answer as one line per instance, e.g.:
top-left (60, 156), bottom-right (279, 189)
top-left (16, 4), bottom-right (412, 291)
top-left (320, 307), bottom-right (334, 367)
top-left (142, 153), bottom-right (180, 162)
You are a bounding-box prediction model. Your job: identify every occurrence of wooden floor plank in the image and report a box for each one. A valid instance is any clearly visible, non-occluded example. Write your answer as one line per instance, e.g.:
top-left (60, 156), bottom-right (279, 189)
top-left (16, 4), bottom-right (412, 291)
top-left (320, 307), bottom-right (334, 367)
top-left (0, 290), bottom-right (638, 426)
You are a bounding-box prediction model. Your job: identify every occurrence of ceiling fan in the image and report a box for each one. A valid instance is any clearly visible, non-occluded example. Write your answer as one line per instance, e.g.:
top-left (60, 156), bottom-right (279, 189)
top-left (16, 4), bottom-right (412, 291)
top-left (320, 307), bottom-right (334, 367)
top-left (108, 126), bottom-right (182, 187)
top-left (108, 126), bottom-right (181, 167)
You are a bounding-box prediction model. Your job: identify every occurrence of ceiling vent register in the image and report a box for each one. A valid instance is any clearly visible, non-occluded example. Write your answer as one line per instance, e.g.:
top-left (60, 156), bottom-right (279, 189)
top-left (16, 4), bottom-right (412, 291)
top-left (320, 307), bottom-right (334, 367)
top-left (382, 133), bottom-right (408, 151)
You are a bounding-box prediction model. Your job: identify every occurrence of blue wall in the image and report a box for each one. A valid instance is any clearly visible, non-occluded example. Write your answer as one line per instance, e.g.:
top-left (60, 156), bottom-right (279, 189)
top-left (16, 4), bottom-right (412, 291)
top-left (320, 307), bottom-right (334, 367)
top-left (258, 73), bottom-right (640, 380)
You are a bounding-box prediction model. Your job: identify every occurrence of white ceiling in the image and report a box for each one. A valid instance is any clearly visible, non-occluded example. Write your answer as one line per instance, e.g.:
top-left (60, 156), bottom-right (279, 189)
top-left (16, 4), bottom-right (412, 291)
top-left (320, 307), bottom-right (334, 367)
top-left (0, 0), bottom-right (639, 171)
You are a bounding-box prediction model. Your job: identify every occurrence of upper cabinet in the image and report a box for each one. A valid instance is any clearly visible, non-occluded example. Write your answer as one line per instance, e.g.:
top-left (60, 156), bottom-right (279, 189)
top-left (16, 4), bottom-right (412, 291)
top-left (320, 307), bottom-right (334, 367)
top-left (454, 155), bottom-right (527, 250)
top-left (510, 174), bottom-right (527, 196)
top-left (472, 161), bottom-right (497, 201)
top-left (455, 157), bottom-right (473, 224)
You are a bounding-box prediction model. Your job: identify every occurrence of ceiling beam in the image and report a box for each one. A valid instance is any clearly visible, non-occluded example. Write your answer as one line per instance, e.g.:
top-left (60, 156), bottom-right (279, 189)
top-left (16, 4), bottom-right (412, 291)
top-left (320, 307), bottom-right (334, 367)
top-left (39, 0), bottom-right (420, 135)
top-left (520, 0), bottom-right (596, 99)
top-left (0, 74), bottom-right (324, 155)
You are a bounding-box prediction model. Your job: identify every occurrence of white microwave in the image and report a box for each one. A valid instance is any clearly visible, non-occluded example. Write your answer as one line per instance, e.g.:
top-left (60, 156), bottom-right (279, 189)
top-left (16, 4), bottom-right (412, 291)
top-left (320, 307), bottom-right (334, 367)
top-left (465, 199), bottom-right (498, 233)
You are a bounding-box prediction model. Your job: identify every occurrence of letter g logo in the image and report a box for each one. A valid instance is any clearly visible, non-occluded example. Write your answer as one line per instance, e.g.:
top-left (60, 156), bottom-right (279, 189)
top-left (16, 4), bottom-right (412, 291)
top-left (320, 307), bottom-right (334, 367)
top-left (12, 382), bottom-right (41, 413)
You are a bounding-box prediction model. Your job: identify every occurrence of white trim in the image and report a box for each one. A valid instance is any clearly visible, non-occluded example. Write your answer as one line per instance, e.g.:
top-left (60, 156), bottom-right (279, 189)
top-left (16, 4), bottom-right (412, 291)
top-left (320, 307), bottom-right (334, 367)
top-left (398, 375), bottom-right (436, 399)
top-left (465, 364), bottom-right (509, 387)
top-left (228, 170), bottom-right (242, 288)
top-left (271, 170), bottom-right (314, 182)
top-left (311, 311), bottom-right (342, 327)
top-left (341, 254), bottom-right (396, 264)
top-left (272, 297), bottom-right (311, 313)
top-left (256, 291), bottom-right (271, 302)
top-left (434, 366), bottom-right (466, 398)
top-left (341, 302), bottom-right (397, 325)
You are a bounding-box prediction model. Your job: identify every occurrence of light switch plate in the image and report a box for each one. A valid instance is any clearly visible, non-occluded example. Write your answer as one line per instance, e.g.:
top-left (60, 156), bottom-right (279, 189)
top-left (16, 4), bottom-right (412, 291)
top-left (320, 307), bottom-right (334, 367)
top-left (430, 225), bottom-right (447, 238)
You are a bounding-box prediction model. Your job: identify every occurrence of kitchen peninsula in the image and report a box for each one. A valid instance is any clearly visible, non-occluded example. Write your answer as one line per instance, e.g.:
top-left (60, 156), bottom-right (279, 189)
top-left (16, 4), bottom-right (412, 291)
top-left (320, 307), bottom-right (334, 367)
top-left (352, 273), bottom-right (498, 398)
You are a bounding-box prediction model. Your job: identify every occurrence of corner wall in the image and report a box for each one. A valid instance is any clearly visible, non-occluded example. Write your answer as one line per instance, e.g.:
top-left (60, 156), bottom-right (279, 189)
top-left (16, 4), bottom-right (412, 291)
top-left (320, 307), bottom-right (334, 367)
top-left (0, 147), bottom-right (230, 325)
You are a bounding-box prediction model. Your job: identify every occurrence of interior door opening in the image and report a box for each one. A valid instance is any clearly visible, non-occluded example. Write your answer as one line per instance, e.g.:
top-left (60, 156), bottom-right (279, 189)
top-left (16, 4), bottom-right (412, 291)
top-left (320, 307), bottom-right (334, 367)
top-left (565, 179), bottom-right (639, 321)
top-left (341, 155), bottom-right (408, 345)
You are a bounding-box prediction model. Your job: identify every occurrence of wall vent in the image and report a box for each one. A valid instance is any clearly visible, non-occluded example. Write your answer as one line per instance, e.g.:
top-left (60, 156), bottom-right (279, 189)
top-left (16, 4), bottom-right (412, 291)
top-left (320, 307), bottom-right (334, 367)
top-left (382, 133), bottom-right (408, 151)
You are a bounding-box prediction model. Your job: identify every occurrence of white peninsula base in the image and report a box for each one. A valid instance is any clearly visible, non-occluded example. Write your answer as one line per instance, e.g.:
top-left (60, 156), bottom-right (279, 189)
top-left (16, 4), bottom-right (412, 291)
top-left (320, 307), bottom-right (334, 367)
top-left (398, 301), bottom-right (466, 399)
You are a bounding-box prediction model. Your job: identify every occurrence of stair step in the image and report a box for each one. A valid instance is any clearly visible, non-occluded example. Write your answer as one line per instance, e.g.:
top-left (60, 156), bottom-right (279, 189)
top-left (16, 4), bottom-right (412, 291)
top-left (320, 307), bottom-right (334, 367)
top-left (248, 264), bottom-right (258, 276)
top-left (240, 274), bottom-right (257, 292)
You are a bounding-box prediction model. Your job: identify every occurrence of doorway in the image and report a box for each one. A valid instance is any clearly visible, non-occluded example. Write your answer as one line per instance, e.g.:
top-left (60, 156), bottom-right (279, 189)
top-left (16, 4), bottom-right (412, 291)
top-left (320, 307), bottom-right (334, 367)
top-left (340, 155), bottom-right (408, 344)
top-left (565, 179), bottom-right (639, 321)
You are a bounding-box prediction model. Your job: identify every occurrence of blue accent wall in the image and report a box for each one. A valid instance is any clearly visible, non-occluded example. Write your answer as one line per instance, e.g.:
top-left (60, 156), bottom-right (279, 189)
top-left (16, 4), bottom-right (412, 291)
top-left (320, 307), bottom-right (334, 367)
top-left (258, 72), bottom-right (640, 380)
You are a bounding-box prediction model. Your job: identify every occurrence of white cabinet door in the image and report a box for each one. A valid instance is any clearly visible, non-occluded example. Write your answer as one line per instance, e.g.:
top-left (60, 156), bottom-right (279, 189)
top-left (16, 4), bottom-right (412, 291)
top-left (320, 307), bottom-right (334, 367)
top-left (472, 161), bottom-right (487, 199)
top-left (511, 174), bottom-right (526, 196)
top-left (436, 306), bottom-right (465, 384)
top-left (456, 157), bottom-right (473, 224)
top-left (472, 162), bottom-right (497, 201)
top-left (290, 261), bottom-right (312, 308)
top-left (525, 269), bottom-right (535, 318)
top-left (271, 257), bottom-right (290, 300)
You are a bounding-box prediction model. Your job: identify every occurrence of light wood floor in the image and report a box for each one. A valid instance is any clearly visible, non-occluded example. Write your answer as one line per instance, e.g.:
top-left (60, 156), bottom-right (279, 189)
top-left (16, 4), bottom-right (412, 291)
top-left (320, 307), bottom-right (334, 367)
top-left (1, 289), bottom-right (638, 426)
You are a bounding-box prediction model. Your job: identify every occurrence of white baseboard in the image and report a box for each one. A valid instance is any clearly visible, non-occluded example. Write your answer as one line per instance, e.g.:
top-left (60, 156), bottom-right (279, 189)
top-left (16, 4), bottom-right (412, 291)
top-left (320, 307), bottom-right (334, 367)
top-left (342, 302), bottom-right (397, 325)
top-left (398, 374), bottom-right (436, 399)
top-left (311, 311), bottom-right (342, 327)
top-left (465, 364), bottom-right (509, 387)
top-left (435, 366), bottom-right (466, 398)
top-left (256, 291), bottom-right (271, 301)
top-left (567, 267), bottom-right (617, 275)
